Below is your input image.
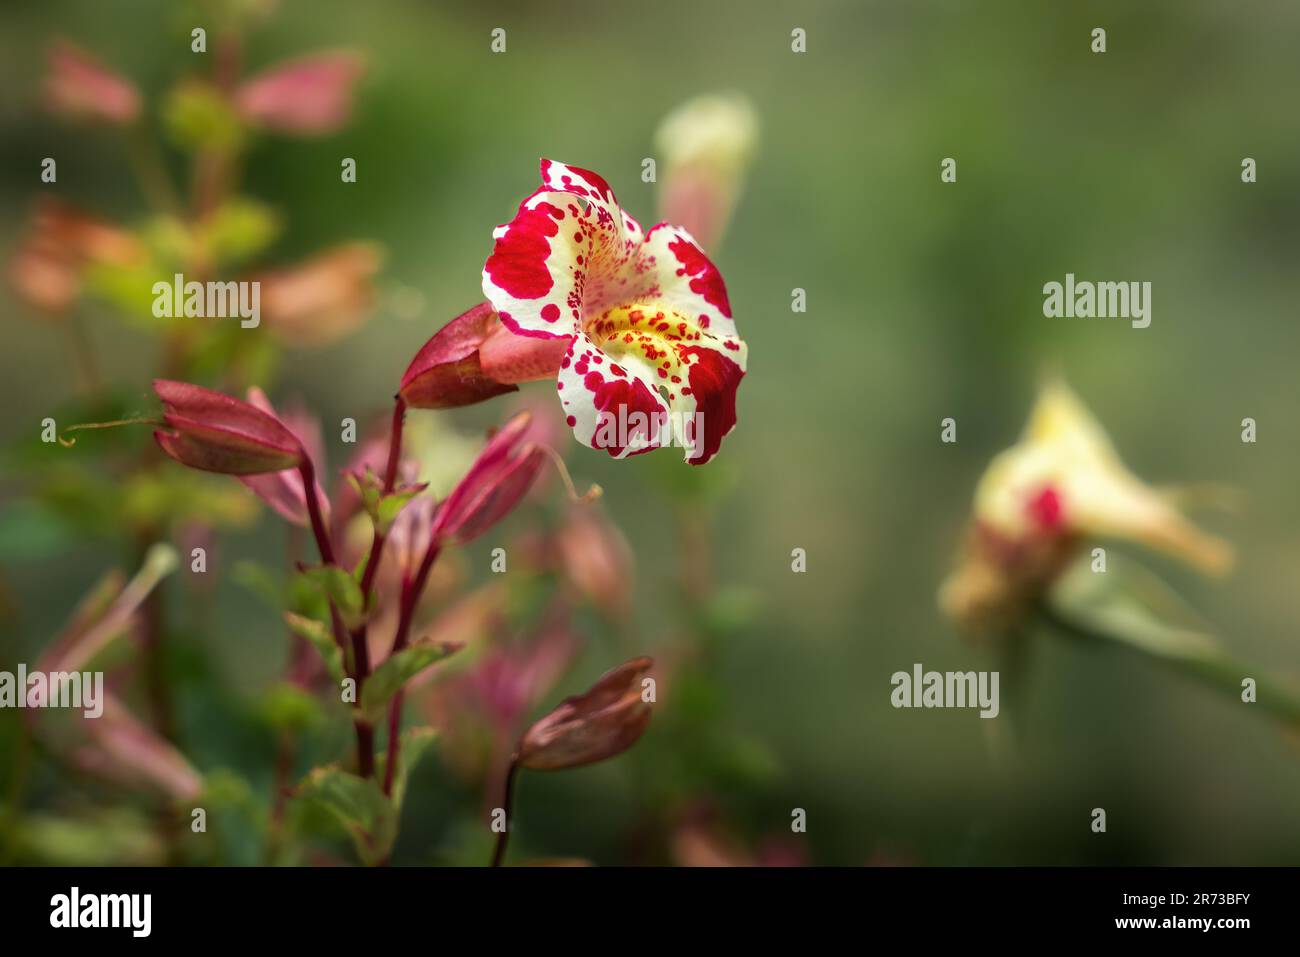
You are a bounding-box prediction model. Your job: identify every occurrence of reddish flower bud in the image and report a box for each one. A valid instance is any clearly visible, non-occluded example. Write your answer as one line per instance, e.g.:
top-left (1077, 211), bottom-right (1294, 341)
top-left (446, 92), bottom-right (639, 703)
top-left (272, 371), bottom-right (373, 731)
top-left (237, 388), bottom-right (329, 525)
top-left (432, 413), bottom-right (546, 545)
top-left (44, 41), bottom-right (141, 125)
top-left (236, 51), bottom-right (365, 135)
top-left (256, 243), bottom-right (381, 348)
top-left (153, 379), bottom-right (306, 475)
top-left (555, 503), bottom-right (634, 620)
top-left (516, 657), bottom-right (654, 771)
top-left (75, 696), bottom-right (203, 801)
top-left (398, 303), bottom-right (520, 409)
top-left (8, 199), bottom-right (144, 315)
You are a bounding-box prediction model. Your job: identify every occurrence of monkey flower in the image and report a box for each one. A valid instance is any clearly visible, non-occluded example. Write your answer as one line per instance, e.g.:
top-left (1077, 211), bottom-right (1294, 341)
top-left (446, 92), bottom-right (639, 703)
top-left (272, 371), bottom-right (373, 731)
top-left (482, 160), bottom-right (746, 464)
top-left (941, 379), bottom-right (1233, 633)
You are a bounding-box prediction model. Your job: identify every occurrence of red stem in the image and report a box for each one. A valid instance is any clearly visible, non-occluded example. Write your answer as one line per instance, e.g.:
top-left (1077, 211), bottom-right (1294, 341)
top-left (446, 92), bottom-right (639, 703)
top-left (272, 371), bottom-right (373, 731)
top-left (381, 539), bottom-right (441, 797)
top-left (490, 760), bottom-right (520, 867)
top-left (300, 458), bottom-right (335, 567)
top-left (383, 396), bottom-right (407, 490)
top-left (356, 398), bottom-right (407, 603)
top-left (350, 399), bottom-right (410, 787)
top-left (381, 688), bottom-right (405, 797)
top-left (300, 457), bottom-right (374, 777)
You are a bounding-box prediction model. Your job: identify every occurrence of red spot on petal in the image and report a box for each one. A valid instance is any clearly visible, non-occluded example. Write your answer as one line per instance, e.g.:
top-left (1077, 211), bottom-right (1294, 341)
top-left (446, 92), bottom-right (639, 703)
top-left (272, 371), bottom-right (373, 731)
top-left (1027, 486), bottom-right (1065, 530)
top-left (669, 237), bottom-right (731, 318)
top-left (680, 346), bottom-right (744, 463)
top-left (484, 204), bottom-right (562, 299)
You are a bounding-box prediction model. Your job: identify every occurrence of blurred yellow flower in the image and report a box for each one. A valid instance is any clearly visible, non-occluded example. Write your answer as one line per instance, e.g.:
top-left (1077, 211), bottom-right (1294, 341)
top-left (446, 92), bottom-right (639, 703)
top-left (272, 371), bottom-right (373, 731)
top-left (942, 379), bottom-right (1232, 633)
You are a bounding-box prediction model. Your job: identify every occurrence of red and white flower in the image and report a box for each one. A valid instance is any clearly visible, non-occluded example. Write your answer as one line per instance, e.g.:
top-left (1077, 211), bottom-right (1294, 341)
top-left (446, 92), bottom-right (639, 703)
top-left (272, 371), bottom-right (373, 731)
top-left (481, 160), bottom-right (746, 464)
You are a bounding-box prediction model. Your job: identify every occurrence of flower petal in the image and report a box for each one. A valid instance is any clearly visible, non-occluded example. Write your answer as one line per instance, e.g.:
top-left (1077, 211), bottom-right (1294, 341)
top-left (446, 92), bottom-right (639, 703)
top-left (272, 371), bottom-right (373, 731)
top-left (482, 189), bottom-right (587, 340)
top-left (557, 330), bottom-right (673, 459)
top-left (639, 224), bottom-right (735, 337)
top-left (478, 322), bottom-right (571, 385)
top-left (564, 307), bottom-right (745, 463)
top-left (482, 160), bottom-right (644, 340)
top-left (669, 335), bottom-right (746, 464)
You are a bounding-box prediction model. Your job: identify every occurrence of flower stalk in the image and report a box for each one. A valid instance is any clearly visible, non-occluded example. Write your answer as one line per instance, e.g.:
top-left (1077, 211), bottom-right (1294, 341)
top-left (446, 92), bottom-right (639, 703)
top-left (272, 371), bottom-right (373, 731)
top-left (1037, 602), bottom-right (1300, 727)
top-left (490, 758), bottom-right (519, 868)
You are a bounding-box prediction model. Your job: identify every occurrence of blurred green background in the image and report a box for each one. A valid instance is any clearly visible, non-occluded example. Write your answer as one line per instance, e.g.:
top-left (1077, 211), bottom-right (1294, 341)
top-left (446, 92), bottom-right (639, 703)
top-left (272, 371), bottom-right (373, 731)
top-left (2, 0), bottom-right (1299, 865)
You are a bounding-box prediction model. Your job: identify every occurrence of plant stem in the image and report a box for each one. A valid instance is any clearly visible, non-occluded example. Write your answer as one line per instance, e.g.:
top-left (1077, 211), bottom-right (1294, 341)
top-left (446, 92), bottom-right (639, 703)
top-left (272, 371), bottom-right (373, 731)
top-left (382, 396), bottom-right (406, 490)
top-left (381, 539), bottom-right (441, 797)
top-left (1038, 603), bottom-right (1300, 726)
top-left (490, 760), bottom-right (520, 868)
top-left (352, 399), bottom-right (407, 634)
top-left (381, 687), bottom-right (405, 797)
top-left (347, 399), bottom-right (411, 789)
top-left (300, 458), bottom-right (335, 566)
top-left (300, 457), bottom-right (375, 776)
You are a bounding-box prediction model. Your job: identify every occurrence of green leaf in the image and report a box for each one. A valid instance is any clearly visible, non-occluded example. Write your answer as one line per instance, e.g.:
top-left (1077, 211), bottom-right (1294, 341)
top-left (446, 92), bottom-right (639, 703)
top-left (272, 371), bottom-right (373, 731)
top-left (12, 810), bottom-right (165, 866)
top-left (295, 766), bottom-right (394, 866)
top-left (360, 640), bottom-right (461, 723)
top-left (259, 681), bottom-right (325, 732)
top-left (375, 489), bottom-right (422, 535)
top-left (300, 566), bottom-right (365, 629)
top-left (348, 468), bottom-right (426, 536)
top-left (84, 257), bottom-right (169, 327)
top-left (163, 81), bottom-right (245, 152)
top-left (284, 612), bottom-right (346, 686)
top-left (201, 198), bottom-right (280, 267)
